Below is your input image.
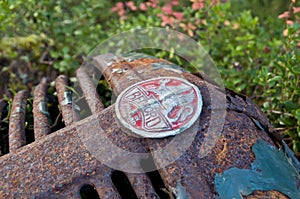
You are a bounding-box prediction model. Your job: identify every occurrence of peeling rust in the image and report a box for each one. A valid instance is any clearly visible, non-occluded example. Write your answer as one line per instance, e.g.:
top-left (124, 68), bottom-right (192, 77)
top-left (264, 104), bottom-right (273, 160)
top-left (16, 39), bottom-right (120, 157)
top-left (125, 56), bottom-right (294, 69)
top-left (244, 190), bottom-right (289, 199)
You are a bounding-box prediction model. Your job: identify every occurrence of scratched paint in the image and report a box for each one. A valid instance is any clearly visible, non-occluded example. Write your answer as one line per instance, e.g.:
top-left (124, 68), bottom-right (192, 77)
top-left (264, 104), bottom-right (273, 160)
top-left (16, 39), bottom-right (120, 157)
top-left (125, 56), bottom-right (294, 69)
top-left (214, 139), bottom-right (300, 199)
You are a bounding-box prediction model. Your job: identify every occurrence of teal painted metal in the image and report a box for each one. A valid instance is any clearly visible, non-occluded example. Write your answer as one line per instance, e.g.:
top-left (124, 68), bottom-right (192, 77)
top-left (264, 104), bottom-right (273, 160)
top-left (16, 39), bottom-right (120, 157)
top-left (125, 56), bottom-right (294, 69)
top-left (283, 140), bottom-right (300, 173)
top-left (215, 139), bottom-right (300, 199)
top-left (175, 180), bottom-right (189, 199)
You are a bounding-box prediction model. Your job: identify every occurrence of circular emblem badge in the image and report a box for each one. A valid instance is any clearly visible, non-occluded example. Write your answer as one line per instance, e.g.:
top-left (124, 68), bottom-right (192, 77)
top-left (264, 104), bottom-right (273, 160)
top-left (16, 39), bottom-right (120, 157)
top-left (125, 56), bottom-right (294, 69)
top-left (115, 77), bottom-right (202, 138)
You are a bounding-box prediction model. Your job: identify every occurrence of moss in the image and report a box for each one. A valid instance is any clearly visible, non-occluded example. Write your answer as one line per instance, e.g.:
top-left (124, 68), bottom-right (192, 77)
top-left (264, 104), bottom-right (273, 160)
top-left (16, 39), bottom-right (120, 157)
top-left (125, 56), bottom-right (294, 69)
top-left (0, 34), bottom-right (53, 59)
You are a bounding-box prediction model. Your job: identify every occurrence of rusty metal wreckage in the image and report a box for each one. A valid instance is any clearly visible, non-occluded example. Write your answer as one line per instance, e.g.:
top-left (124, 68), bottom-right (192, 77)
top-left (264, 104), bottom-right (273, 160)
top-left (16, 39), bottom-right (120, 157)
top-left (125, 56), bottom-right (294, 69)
top-left (0, 53), bottom-right (299, 199)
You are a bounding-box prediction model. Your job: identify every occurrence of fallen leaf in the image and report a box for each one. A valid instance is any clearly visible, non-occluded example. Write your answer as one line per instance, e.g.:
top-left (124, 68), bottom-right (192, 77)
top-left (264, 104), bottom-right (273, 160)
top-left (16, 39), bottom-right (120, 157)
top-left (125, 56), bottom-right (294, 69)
top-left (283, 28), bottom-right (288, 37)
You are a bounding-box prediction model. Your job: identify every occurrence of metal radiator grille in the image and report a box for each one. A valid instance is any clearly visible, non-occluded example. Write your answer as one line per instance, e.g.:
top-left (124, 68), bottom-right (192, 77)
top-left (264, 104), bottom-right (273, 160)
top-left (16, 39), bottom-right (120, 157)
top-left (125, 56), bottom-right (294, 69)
top-left (0, 54), bottom-right (286, 199)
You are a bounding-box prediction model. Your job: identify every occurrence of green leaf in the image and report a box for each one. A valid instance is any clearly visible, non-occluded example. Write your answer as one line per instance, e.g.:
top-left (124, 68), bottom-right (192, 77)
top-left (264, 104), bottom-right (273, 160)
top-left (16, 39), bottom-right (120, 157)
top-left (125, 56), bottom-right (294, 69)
top-left (284, 101), bottom-right (299, 111)
top-left (261, 66), bottom-right (268, 76)
top-left (62, 47), bottom-right (69, 54)
top-left (50, 50), bottom-right (59, 58)
top-left (279, 116), bottom-right (295, 127)
top-left (236, 45), bottom-right (244, 51)
top-left (291, 65), bottom-right (300, 75)
top-left (295, 109), bottom-right (300, 121)
top-left (74, 30), bottom-right (82, 35)
top-left (267, 76), bottom-right (282, 83)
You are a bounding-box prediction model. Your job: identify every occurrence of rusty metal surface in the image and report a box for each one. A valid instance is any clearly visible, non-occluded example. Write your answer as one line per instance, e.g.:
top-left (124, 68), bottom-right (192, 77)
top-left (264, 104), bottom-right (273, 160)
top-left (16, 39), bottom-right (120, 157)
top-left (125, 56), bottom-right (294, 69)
top-left (55, 75), bottom-right (78, 126)
top-left (144, 74), bottom-right (276, 198)
top-left (8, 90), bottom-right (29, 152)
top-left (0, 106), bottom-right (158, 198)
top-left (33, 78), bottom-right (51, 139)
top-left (126, 173), bottom-right (158, 198)
top-left (1, 123), bottom-right (98, 198)
top-left (76, 67), bottom-right (104, 114)
top-left (244, 190), bottom-right (289, 199)
top-left (93, 54), bottom-right (283, 198)
top-left (38, 170), bottom-right (121, 199)
top-left (93, 54), bottom-right (185, 96)
top-left (224, 88), bottom-right (281, 144)
top-left (0, 53), bottom-right (291, 198)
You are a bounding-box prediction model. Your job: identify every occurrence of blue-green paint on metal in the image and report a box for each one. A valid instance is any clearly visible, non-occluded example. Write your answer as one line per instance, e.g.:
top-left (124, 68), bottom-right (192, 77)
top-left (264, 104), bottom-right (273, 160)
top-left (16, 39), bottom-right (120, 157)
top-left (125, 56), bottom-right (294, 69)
top-left (214, 139), bottom-right (300, 199)
top-left (38, 101), bottom-right (50, 117)
top-left (62, 91), bottom-right (73, 105)
top-left (251, 118), bottom-right (265, 131)
top-left (283, 140), bottom-right (300, 173)
top-left (175, 180), bottom-right (190, 199)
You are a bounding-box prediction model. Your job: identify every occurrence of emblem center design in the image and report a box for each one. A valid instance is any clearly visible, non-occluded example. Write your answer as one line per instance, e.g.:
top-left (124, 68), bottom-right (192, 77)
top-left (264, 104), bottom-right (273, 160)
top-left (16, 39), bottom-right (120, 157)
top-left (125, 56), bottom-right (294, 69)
top-left (116, 77), bottom-right (202, 138)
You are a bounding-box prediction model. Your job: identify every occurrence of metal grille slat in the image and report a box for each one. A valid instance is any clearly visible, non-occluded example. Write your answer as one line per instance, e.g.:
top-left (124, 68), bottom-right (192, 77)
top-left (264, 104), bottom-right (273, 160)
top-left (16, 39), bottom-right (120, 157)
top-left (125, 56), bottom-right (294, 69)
top-left (126, 173), bottom-right (159, 199)
top-left (55, 75), bottom-right (78, 126)
top-left (33, 78), bottom-right (51, 139)
top-left (76, 67), bottom-right (105, 114)
top-left (8, 90), bottom-right (29, 152)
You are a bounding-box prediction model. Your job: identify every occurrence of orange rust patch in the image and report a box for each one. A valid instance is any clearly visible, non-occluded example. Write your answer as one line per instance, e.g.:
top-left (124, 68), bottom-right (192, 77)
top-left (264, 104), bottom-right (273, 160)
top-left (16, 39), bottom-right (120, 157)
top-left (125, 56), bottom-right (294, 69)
top-left (244, 190), bottom-right (290, 199)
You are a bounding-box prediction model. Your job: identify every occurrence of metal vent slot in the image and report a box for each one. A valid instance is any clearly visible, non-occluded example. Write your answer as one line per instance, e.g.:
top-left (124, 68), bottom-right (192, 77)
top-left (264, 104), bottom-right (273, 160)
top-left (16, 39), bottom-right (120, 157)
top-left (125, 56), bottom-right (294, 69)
top-left (0, 76), bottom-right (74, 156)
top-left (125, 173), bottom-right (159, 198)
top-left (72, 83), bottom-right (93, 120)
top-left (80, 184), bottom-right (100, 199)
top-left (96, 76), bottom-right (113, 108)
top-left (48, 93), bottom-right (65, 133)
top-left (111, 171), bottom-right (138, 199)
top-left (0, 100), bottom-right (9, 156)
top-left (24, 97), bottom-right (34, 145)
top-left (140, 157), bottom-right (171, 199)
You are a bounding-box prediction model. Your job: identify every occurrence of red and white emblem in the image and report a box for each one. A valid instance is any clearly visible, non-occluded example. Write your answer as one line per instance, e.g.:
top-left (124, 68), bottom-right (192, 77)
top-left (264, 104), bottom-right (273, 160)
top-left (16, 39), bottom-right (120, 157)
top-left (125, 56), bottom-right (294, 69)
top-left (115, 77), bottom-right (202, 138)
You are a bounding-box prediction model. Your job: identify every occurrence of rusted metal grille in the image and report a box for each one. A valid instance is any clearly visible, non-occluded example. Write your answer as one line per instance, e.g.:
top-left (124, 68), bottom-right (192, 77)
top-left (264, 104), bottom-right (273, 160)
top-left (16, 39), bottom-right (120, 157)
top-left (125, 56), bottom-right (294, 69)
top-left (0, 54), bottom-right (286, 198)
